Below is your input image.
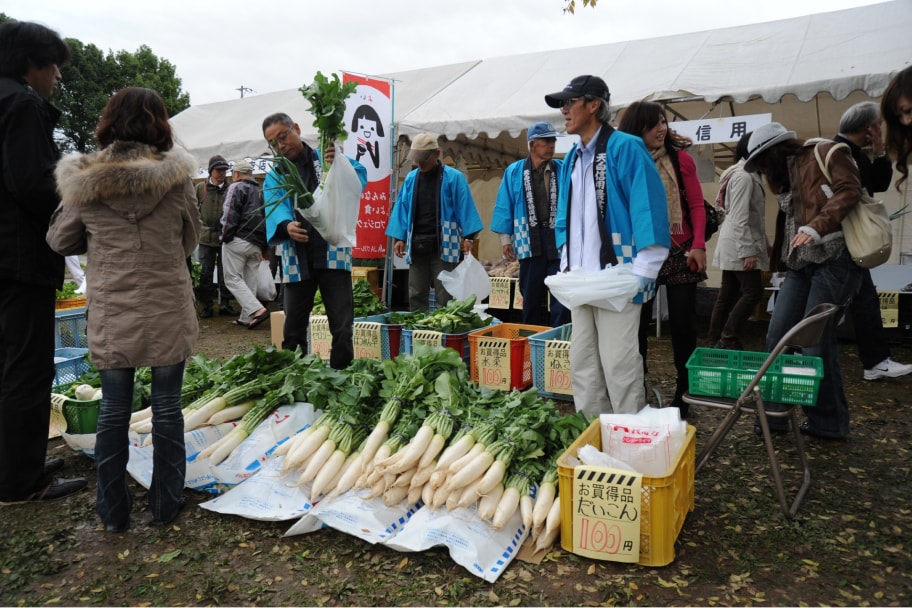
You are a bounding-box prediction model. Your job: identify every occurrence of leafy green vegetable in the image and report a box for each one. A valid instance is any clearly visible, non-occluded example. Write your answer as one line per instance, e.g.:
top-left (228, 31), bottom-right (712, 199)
top-left (299, 71), bottom-right (358, 178)
top-left (313, 280), bottom-right (385, 317)
top-left (56, 282), bottom-right (80, 301)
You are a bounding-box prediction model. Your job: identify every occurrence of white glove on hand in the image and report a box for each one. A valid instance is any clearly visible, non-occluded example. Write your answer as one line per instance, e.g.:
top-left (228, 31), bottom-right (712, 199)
top-left (637, 275), bottom-right (656, 293)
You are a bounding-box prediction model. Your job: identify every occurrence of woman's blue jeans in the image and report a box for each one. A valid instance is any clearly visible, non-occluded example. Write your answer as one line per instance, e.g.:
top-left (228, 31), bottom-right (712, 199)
top-left (96, 362), bottom-right (186, 528)
top-left (766, 250), bottom-right (861, 438)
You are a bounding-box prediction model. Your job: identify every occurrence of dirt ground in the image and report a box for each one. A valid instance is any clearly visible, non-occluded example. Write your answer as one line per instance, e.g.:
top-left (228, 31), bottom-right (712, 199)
top-left (2, 300), bottom-right (911, 607)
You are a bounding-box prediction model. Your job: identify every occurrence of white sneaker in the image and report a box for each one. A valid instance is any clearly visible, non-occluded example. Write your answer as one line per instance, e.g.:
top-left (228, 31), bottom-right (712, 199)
top-left (864, 358), bottom-right (912, 380)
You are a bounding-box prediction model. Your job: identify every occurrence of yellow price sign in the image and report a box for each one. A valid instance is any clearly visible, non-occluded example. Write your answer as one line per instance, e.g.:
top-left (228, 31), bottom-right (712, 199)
top-left (309, 316), bottom-right (331, 361)
top-left (879, 291), bottom-right (899, 328)
top-left (488, 277), bottom-right (511, 309)
top-left (544, 340), bottom-right (573, 395)
top-left (571, 467), bottom-right (643, 563)
top-left (475, 337), bottom-right (512, 390)
top-left (512, 278), bottom-right (524, 310)
top-left (353, 322), bottom-right (383, 360)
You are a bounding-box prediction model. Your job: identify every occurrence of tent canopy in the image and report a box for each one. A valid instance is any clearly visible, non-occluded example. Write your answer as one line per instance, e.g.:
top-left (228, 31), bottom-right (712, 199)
top-left (171, 1), bottom-right (911, 173)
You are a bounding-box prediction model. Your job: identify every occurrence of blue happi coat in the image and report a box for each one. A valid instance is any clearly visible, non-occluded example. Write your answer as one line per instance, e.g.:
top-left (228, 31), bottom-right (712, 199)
top-left (385, 164), bottom-right (483, 263)
top-left (490, 157), bottom-right (562, 260)
top-left (555, 128), bottom-right (669, 303)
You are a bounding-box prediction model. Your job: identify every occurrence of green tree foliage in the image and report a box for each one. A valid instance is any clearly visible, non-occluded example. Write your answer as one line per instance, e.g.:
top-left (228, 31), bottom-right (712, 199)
top-left (55, 43), bottom-right (191, 152)
top-left (0, 13), bottom-right (191, 152)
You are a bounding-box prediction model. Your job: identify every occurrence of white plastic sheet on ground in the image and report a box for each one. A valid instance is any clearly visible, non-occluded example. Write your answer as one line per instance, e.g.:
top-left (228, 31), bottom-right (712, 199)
top-left (544, 263), bottom-right (640, 311)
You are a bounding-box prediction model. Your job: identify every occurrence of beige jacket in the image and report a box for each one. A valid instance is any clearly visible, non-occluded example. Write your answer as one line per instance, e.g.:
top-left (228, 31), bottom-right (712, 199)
top-left (47, 141), bottom-right (201, 370)
top-left (712, 160), bottom-right (770, 271)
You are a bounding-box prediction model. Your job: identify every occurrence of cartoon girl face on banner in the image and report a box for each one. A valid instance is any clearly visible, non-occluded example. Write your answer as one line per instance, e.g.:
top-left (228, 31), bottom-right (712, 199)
top-left (343, 84), bottom-right (391, 183)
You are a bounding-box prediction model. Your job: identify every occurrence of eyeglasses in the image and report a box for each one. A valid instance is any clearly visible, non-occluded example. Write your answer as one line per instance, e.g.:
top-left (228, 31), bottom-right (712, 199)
top-left (561, 97), bottom-right (585, 110)
top-left (267, 127), bottom-right (294, 146)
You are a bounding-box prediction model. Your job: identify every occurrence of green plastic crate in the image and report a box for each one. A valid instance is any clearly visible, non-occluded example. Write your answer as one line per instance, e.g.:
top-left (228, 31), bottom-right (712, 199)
top-left (686, 348), bottom-right (823, 406)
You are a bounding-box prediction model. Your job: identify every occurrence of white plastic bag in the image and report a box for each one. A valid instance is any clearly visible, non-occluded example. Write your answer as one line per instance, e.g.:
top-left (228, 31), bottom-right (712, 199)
top-left (256, 259), bottom-right (277, 302)
top-left (301, 144), bottom-right (363, 248)
top-left (598, 407), bottom-right (687, 477)
top-left (437, 252), bottom-right (491, 302)
top-left (544, 263), bottom-right (640, 311)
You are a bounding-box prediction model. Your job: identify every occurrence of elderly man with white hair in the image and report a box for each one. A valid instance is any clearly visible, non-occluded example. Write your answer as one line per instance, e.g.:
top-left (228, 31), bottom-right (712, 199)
top-left (834, 101), bottom-right (912, 381)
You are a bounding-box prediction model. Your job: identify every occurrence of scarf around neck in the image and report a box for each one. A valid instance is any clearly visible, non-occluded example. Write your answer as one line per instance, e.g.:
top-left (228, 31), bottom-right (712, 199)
top-left (651, 147), bottom-right (684, 235)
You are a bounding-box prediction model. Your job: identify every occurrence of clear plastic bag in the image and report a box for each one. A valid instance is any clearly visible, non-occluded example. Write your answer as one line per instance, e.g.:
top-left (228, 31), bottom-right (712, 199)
top-left (302, 144), bottom-right (363, 248)
top-left (544, 263), bottom-right (640, 311)
top-left (437, 252), bottom-right (491, 301)
top-left (256, 259), bottom-right (277, 302)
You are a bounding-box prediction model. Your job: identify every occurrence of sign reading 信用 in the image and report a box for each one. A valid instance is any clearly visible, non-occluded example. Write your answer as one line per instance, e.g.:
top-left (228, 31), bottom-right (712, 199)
top-left (670, 113), bottom-right (772, 145)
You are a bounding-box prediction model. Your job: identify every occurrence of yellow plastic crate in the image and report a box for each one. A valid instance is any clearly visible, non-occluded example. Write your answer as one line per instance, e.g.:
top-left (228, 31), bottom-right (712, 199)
top-left (557, 419), bottom-right (695, 566)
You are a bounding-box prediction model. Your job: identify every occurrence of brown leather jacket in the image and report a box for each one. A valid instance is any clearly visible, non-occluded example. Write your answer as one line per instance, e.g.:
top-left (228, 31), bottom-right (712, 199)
top-left (787, 139), bottom-right (862, 239)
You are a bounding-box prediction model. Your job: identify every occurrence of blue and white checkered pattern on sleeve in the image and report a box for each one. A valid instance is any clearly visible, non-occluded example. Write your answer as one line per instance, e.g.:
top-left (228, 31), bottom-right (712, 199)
top-left (440, 220), bottom-right (462, 263)
top-left (513, 216), bottom-right (532, 259)
top-left (325, 246), bottom-right (352, 270)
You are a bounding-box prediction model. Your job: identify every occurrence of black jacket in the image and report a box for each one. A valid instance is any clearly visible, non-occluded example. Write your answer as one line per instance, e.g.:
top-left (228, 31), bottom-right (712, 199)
top-left (0, 76), bottom-right (64, 287)
top-left (833, 134), bottom-right (893, 196)
top-left (221, 177), bottom-right (267, 250)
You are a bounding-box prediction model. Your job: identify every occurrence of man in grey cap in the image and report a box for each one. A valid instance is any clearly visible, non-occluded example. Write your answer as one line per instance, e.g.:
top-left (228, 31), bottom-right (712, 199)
top-left (386, 133), bottom-right (484, 311)
top-left (490, 121), bottom-right (569, 326)
top-left (545, 75), bottom-right (670, 416)
top-left (195, 154), bottom-right (237, 318)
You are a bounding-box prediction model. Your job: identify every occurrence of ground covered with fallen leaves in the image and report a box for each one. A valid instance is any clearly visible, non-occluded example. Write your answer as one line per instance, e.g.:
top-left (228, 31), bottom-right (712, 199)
top-left (3, 304), bottom-right (910, 606)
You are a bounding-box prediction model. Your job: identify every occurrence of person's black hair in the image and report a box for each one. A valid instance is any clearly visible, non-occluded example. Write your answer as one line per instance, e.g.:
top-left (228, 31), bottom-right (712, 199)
top-left (735, 132), bottom-right (752, 162)
top-left (0, 21), bottom-right (70, 78)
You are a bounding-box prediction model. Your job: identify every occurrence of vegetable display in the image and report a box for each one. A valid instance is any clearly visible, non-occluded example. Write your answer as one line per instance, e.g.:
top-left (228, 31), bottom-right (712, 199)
top-left (66, 334), bottom-right (588, 548)
top-left (388, 295), bottom-right (489, 333)
top-left (313, 279), bottom-right (385, 317)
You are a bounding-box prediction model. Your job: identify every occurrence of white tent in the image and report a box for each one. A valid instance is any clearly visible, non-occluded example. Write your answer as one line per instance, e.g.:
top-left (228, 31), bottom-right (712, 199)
top-left (170, 0), bottom-right (912, 262)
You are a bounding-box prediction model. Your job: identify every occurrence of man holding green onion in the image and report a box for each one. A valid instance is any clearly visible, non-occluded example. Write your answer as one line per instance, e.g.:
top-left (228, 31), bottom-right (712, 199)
top-left (262, 113), bottom-right (367, 369)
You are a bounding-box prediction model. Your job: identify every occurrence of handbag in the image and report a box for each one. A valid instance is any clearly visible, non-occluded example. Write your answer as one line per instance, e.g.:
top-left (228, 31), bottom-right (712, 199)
top-left (814, 142), bottom-right (892, 269)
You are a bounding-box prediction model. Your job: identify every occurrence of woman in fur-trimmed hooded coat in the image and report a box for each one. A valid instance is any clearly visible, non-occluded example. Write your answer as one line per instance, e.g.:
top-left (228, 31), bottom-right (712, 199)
top-left (47, 88), bottom-right (200, 532)
top-left (48, 138), bottom-right (200, 369)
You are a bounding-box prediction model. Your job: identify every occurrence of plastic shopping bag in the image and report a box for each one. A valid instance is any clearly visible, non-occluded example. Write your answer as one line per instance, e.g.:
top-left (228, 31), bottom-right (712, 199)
top-left (544, 263), bottom-right (640, 311)
top-left (437, 252), bottom-right (491, 302)
top-left (256, 259), bottom-right (277, 302)
top-left (302, 144), bottom-right (363, 248)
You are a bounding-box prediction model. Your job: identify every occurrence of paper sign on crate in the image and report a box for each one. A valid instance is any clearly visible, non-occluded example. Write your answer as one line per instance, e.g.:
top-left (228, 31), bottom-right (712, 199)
top-left (488, 277), bottom-right (511, 309)
top-left (571, 467), bottom-right (643, 562)
top-left (475, 337), bottom-right (513, 390)
top-left (879, 291), bottom-right (899, 328)
top-left (512, 278), bottom-right (523, 310)
top-left (411, 329), bottom-right (444, 348)
top-left (544, 339), bottom-right (573, 396)
top-left (353, 322), bottom-right (383, 360)
top-left (310, 316), bottom-right (331, 360)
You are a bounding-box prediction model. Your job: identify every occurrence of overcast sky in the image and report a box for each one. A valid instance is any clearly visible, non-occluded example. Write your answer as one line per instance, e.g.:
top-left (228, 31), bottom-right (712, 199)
top-left (4, 0), bottom-right (889, 107)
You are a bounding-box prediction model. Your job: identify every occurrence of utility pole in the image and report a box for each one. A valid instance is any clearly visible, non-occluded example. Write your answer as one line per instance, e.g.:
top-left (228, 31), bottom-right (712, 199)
top-left (236, 85), bottom-right (253, 98)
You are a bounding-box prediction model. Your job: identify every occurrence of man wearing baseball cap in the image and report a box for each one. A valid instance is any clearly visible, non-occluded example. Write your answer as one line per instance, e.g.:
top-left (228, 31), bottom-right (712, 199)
top-left (545, 75), bottom-right (670, 417)
top-left (195, 154), bottom-right (237, 318)
top-left (490, 121), bottom-right (569, 326)
top-left (220, 160), bottom-right (269, 329)
top-left (386, 133), bottom-right (484, 311)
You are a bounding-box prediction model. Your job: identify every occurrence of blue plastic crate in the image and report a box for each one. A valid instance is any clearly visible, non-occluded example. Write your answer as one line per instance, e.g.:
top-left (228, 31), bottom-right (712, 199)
top-left (54, 348), bottom-right (90, 387)
top-left (55, 307), bottom-right (88, 349)
top-left (528, 324), bottom-right (574, 400)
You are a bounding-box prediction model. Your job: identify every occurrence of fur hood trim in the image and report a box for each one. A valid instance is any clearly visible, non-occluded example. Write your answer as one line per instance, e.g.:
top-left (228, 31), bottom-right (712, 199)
top-left (56, 141), bottom-right (196, 207)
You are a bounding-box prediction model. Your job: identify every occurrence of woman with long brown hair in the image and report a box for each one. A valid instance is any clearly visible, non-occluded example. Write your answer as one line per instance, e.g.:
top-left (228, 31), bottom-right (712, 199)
top-left (47, 88), bottom-right (200, 531)
top-left (618, 101), bottom-right (707, 418)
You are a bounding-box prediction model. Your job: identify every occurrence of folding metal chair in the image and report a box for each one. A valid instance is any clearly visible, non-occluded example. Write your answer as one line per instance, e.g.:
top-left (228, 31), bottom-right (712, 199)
top-left (683, 302), bottom-right (839, 518)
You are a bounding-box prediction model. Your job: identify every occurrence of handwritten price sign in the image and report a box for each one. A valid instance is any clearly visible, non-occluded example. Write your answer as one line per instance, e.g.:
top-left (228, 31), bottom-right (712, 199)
top-left (353, 322), bottom-right (382, 360)
top-left (488, 277), bottom-right (511, 309)
top-left (571, 467), bottom-right (642, 562)
top-left (309, 316), bottom-right (331, 361)
top-left (543, 339), bottom-right (572, 395)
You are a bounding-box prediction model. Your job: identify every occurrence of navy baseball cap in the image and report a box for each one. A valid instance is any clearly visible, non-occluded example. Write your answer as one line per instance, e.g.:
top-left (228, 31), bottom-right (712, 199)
top-left (545, 75), bottom-right (610, 108)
